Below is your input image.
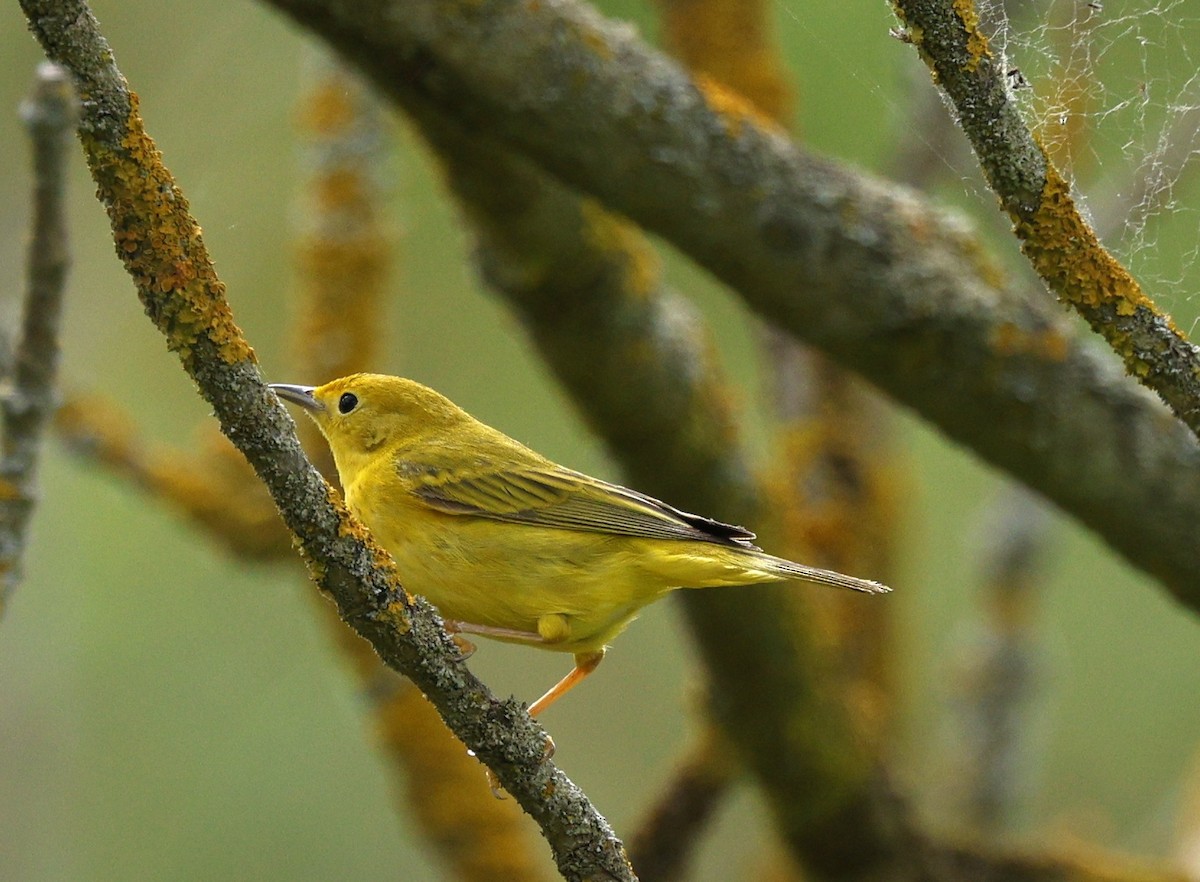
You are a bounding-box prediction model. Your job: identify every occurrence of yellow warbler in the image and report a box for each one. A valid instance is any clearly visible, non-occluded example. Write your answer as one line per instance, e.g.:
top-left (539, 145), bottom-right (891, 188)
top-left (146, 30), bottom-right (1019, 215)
top-left (271, 374), bottom-right (888, 716)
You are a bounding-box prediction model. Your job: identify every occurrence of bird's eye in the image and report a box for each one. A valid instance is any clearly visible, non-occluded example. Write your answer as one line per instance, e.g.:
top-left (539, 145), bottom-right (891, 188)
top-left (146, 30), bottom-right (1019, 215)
top-left (338, 392), bottom-right (359, 414)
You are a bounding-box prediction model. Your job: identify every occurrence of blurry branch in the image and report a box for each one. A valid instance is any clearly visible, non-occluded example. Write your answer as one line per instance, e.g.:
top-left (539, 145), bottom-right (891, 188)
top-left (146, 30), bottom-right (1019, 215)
top-left (18, 3), bottom-right (635, 880)
top-left (291, 51), bottom-right (387, 449)
top-left (258, 0), bottom-right (1200, 607)
top-left (626, 726), bottom-right (736, 882)
top-left (55, 394), bottom-right (292, 560)
top-left (944, 488), bottom-right (1049, 834)
top-left (891, 0), bottom-right (1200, 443)
top-left (0, 63), bottom-right (75, 613)
top-left (290, 56), bottom-right (551, 882)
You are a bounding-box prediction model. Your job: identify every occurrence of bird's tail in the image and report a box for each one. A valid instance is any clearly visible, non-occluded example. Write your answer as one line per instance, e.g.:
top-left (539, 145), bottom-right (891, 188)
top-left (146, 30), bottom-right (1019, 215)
top-left (755, 552), bottom-right (891, 594)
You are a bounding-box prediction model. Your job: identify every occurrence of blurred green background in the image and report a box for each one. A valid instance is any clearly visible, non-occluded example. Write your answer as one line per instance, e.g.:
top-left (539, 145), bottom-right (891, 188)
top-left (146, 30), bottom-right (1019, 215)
top-left (3, 0), bottom-right (1200, 879)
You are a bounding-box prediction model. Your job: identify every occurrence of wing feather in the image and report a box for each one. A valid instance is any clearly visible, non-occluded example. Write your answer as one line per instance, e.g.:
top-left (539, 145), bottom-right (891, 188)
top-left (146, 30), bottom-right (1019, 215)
top-left (410, 462), bottom-right (759, 548)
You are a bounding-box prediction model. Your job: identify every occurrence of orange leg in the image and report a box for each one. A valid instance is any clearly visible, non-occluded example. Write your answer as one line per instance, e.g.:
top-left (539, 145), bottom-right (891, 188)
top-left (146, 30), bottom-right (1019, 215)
top-left (528, 650), bottom-right (606, 717)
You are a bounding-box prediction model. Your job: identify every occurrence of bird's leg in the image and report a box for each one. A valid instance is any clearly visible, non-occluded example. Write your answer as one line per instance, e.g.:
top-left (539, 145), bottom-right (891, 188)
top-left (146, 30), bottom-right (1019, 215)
top-left (444, 619), bottom-right (547, 643)
top-left (442, 619), bottom-right (547, 661)
top-left (528, 649), bottom-right (606, 718)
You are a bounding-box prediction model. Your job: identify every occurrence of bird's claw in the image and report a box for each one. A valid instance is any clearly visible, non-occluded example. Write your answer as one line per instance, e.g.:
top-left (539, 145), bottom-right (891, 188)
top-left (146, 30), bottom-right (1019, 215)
top-left (448, 633), bottom-right (475, 657)
top-left (486, 767), bottom-right (505, 799)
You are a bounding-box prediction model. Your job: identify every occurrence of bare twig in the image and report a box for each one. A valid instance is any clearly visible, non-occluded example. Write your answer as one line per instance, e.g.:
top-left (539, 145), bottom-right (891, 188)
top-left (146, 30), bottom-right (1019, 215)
top-left (259, 0), bottom-right (1200, 604)
top-left (18, 3), bottom-right (634, 879)
top-left (0, 62), bottom-right (75, 612)
top-left (892, 0), bottom-right (1200, 441)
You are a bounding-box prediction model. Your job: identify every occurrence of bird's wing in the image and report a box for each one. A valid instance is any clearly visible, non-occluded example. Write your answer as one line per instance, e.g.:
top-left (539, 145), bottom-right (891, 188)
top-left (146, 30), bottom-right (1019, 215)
top-left (410, 462), bottom-right (760, 548)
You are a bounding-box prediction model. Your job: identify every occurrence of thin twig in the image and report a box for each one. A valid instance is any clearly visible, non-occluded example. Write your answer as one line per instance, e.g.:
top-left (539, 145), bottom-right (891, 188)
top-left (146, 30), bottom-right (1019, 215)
top-left (259, 0), bottom-right (1200, 603)
top-left (0, 62), bottom-right (75, 612)
top-left (17, 4), bottom-right (634, 879)
top-left (891, 0), bottom-right (1200, 440)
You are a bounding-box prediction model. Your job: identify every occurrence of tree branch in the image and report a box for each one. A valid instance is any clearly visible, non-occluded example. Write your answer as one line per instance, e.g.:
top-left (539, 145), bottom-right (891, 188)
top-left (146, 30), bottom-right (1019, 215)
top-left (891, 0), bottom-right (1200, 441)
top-left (259, 0), bottom-right (1200, 605)
top-left (17, 3), bottom-right (634, 879)
top-left (0, 62), bottom-right (75, 612)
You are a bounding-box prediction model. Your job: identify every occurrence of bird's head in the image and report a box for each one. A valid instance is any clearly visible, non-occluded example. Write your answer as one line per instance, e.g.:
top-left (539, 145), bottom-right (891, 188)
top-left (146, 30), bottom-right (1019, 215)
top-left (270, 373), bottom-right (467, 480)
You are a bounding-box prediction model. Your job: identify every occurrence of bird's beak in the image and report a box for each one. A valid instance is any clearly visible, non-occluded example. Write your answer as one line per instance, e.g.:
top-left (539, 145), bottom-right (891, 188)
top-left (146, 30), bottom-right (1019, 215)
top-left (269, 383), bottom-right (324, 412)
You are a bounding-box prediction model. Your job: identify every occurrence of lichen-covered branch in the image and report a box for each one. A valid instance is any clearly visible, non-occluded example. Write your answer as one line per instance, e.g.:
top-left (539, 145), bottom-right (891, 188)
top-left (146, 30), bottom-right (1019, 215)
top-left (0, 63), bottom-right (75, 612)
top-left (891, 0), bottom-right (1200, 441)
top-left (18, 3), bottom-right (634, 879)
top-left (407, 99), bottom-right (1182, 882)
top-left (259, 0), bottom-right (1200, 607)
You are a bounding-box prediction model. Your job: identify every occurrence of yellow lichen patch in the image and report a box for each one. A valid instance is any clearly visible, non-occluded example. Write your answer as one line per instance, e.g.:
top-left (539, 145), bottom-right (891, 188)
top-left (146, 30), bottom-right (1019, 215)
top-left (991, 321), bottom-right (1071, 363)
top-left (1015, 164), bottom-right (1167, 328)
top-left (952, 0), bottom-right (992, 70)
top-left (659, 0), bottom-right (790, 120)
top-left (379, 600), bottom-right (413, 634)
top-left (296, 81), bottom-right (355, 135)
top-left (694, 74), bottom-right (778, 138)
top-left (579, 201), bottom-right (661, 300)
top-left (0, 479), bottom-right (23, 501)
top-left (80, 93), bottom-right (254, 369)
top-left (579, 26), bottom-right (613, 62)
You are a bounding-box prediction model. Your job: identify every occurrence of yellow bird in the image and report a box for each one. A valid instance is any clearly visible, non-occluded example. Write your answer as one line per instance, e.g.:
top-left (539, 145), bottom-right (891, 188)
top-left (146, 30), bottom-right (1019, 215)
top-left (271, 374), bottom-right (888, 717)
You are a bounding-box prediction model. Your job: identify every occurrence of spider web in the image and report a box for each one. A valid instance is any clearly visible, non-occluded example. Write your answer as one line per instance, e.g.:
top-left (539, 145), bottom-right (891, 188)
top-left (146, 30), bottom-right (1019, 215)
top-left (991, 0), bottom-right (1200, 312)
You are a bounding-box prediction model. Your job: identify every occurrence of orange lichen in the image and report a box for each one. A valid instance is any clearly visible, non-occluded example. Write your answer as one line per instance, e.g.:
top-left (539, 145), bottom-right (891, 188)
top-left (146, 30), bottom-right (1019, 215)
top-left (694, 74), bottom-right (778, 138)
top-left (80, 92), bottom-right (254, 369)
top-left (952, 0), bottom-right (992, 70)
top-left (1015, 164), bottom-right (1166, 325)
top-left (579, 201), bottom-right (662, 300)
top-left (658, 0), bottom-right (790, 120)
top-left (991, 322), bottom-right (1071, 362)
top-left (297, 81), bottom-right (356, 134)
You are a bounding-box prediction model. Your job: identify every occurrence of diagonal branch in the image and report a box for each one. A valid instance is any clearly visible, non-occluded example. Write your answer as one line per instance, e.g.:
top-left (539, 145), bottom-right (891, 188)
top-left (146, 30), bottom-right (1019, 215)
top-left (17, 3), bottom-right (634, 879)
top-left (259, 0), bottom-right (1200, 606)
top-left (891, 0), bottom-right (1200, 440)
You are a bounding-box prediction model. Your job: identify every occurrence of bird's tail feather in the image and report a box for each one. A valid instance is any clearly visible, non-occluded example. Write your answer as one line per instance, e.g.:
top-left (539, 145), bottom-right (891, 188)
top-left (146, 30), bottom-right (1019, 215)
top-left (757, 553), bottom-right (891, 594)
